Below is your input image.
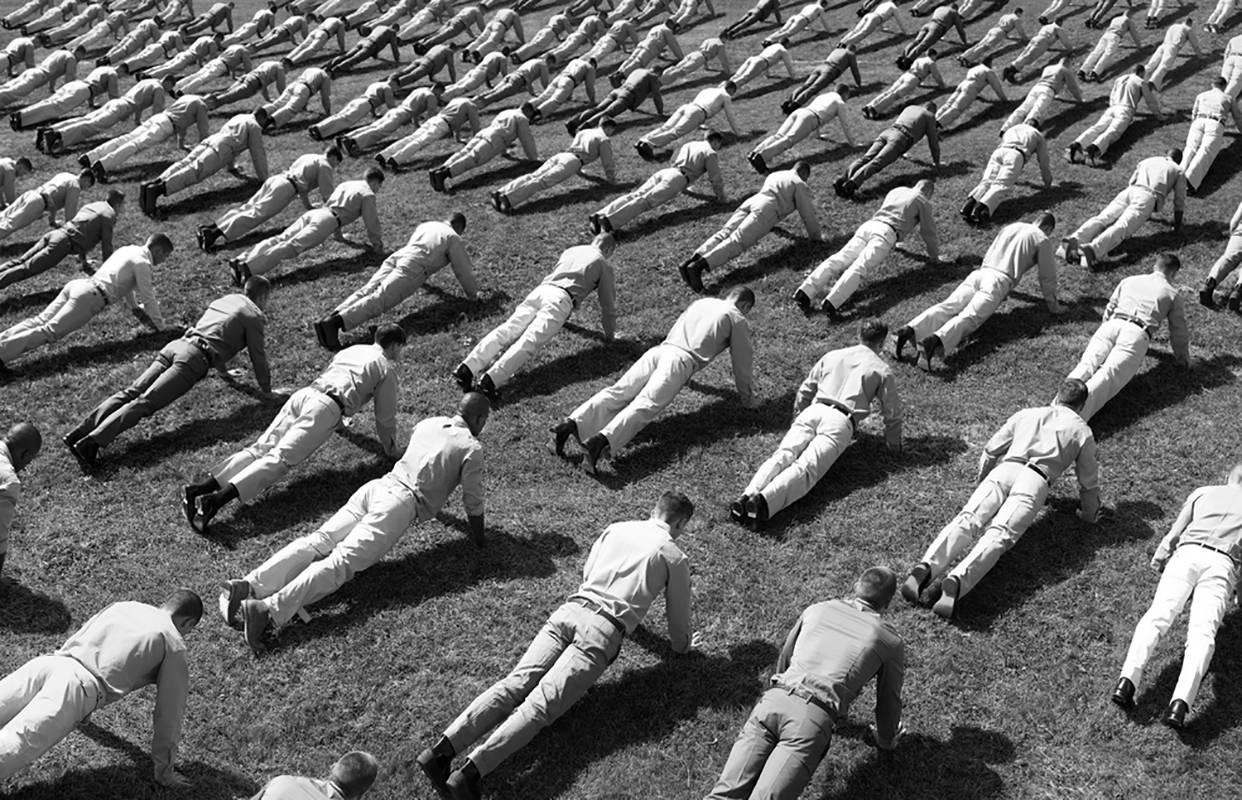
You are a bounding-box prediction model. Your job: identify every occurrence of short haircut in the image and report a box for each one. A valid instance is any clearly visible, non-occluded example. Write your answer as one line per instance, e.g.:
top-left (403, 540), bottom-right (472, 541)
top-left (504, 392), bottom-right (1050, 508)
top-left (364, 166), bottom-right (385, 184)
top-left (148, 233), bottom-right (174, 253)
top-left (1056, 377), bottom-right (1089, 408)
top-left (792, 159), bottom-right (810, 178)
top-left (837, 83), bottom-right (852, 98)
top-left (1027, 118), bottom-right (1043, 131)
top-left (1155, 252), bottom-right (1181, 273)
top-left (374, 322), bottom-right (407, 349)
top-left (726, 286), bottom-right (756, 307)
top-left (325, 145), bottom-right (343, 161)
top-left (107, 189), bottom-right (126, 205)
top-left (599, 117), bottom-right (618, 133)
top-left (164, 589), bottom-right (204, 624)
top-left (1036, 211), bottom-right (1055, 231)
top-left (1168, 147), bottom-right (1184, 163)
top-left (79, 169), bottom-right (95, 184)
top-left (449, 211), bottom-right (467, 231)
top-left (1215, 76), bottom-right (1227, 89)
top-left (244, 275), bottom-right (272, 301)
top-left (855, 567), bottom-right (897, 608)
top-left (860, 319), bottom-right (888, 346)
top-left (15, 157), bottom-right (32, 171)
top-left (705, 130), bottom-right (725, 148)
top-left (1134, 64), bottom-right (1145, 75)
top-left (655, 491), bottom-right (695, 524)
top-left (331, 751), bottom-right (379, 799)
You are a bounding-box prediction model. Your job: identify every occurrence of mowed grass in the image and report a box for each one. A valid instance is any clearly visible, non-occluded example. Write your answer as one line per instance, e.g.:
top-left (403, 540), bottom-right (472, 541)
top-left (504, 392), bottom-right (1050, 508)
top-left (2, 0), bottom-right (1242, 797)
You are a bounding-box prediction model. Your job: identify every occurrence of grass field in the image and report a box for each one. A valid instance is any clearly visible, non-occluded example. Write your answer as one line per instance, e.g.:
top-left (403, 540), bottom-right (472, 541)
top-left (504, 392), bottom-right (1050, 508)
top-left (2, 0), bottom-right (1242, 797)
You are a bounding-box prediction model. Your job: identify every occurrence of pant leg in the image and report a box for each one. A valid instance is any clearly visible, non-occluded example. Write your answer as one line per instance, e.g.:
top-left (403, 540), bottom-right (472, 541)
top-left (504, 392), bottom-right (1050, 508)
top-left (1119, 547), bottom-right (1200, 689)
top-left (976, 150), bottom-right (1023, 213)
top-left (1173, 555), bottom-right (1238, 706)
top-left (753, 112), bottom-right (815, 163)
top-left (698, 204), bottom-right (778, 269)
top-left (0, 656), bottom-right (101, 782)
top-left (0, 279), bottom-right (105, 364)
top-left (260, 478), bottom-right (417, 625)
top-left (1073, 190), bottom-right (1129, 243)
top-left (851, 132), bottom-right (908, 185)
top-left (312, 99), bottom-right (369, 139)
top-left (597, 170), bottom-right (684, 228)
top-left (0, 231), bottom-right (73, 291)
top-left (1074, 108), bottom-right (1114, 147)
top-left (705, 690), bottom-right (833, 800)
top-left (934, 271), bottom-right (1010, 354)
top-left (243, 210), bottom-right (336, 276)
top-left (463, 607), bottom-right (622, 776)
top-left (1089, 192), bottom-right (1153, 258)
top-left (335, 256), bottom-right (427, 329)
top-left (823, 223), bottom-right (896, 308)
top-left (570, 345), bottom-right (664, 441)
top-left (948, 470), bottom-right (1049, 596)
top-left (86, 340), bottom-right (211, 447)
top-left (503, 154), bottom-right (579, 207)
top-left (798, 228), bottom-right (867, 302)
top-left (1184, 122), bottom-right (1223, 190)
top-left (1072, 322), bottom-right (1147, 420)
top-left (381, 117), bottom-right (450, 163)
top-left (94, 117), bottom-right (173, 171)
top-left (1208, 233), bottom-right (1242, 285)
top-left (748, 405), bottom-right (852, 517)
top-left (919, 468), bottom-right (1015, 579)
top-left (597, 348), bottom-right (697, 451)
top-left (220, 390), bottom-right (341, 502)
top-left (643, 106), bottom-right (701, 148)
top-left (1091, 107), bottom-right (1133, 155)
top-left (484, 287), bottom-right (572, 387)
top-left (1002, 93), bottom-right (1037, 131)
top-left (216, 178), bottom-right (297, 241)
top-left (0, 194), bottom-right (45, 241)
top-left (906, 270), bottom-right (984, 345)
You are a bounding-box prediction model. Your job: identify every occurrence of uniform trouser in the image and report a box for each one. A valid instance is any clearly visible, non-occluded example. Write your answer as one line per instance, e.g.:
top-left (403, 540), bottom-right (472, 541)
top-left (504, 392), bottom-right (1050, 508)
top-left (752, 110), bottom-right (818, 163)
top-left (660, 52), bottom-right (706, 86)
top-left (695, 200), bottom-right (780, 269)
top-left (2, 0), bottom-right (47, 30)
top-left (211, 387), bottom-right (342, 503)
top-left (1066, 318), bottom-right (1148, 420)
top-left (90, 115), bottom-right (174, 171)
top-left (501, 154), bottom-right (581, 206)
top-left (443, 602), bottom-right (623, 776)
top-left (1071, 187), bottom-right (1155, 258)
top-left (870, 74), bottom-right (918, 115)
top-left (334, 252), bottom-right (429, 329)
top-left (903, 22), bottom-right (945, 60)
top-left (216, 177), bottom-right (298, 241)
top-left (596, 168), bottom-right (687, 228)
top-left (798, 219), bottom-right (896, 306)
top-left (640, 106), bottom-right (706, 149)
top-left (73, 338), bottom-right (212, 447)
top-left (463, 284), bottom-right (573, 387)
top-left (936, 83), bottom-right (982, 128)
top-left (1081, 32), bottom-right (1120, 75)
top-left (1208, 0), bottom-right (1235, 25)
top-left (1073, 105), bottom-right (1134, 156)
top-left (1147, 0), bottom-right (1169, 18)
top-left (14, 85), bottom-right (89, 127)
top-left (161, 143), bottom-right (231, 195)
top-left (969, 148), bottom-right (1025, 213)
top-left (844, 129), bottom-right (912, 186)
top-left (349, 108), bottom-right (415, 151)
top-left (380, 117), bottom-right (450, 164)
top-left (0, 229), bottom-right (75, 290)
top-left (1145, 49), bottom-right (1176, 90)
top-left (1010, 40), bottom-right (1050, 73)
top-left (704, 688), bottom-right (834, 800)
top-left (841, 14), bottom-right (884, 46)
top-left (1002, 85), bottom-right (1053, 130)
top-left (311, 98), bottom-right (373, 139)
top-left (530, 76), bottom-right (575, 115)
top-left (54, 101), bottom-right (136, 148)
top-left (1207, 232), bottom-right (1242, 287)
top-left (1181, 118), bottom-right (1224, 190)
top-left (243, 208), bottom-right (338, 275)
top-left (907, 268), bottom-right (1012, 354)
top-left (571, 344), bottom-right (698, 451)
top-left (177, 62), bottom-right (229, 95)
top-left (1120, 546), bottom-right (1238, 708)
top-left (0, 194), bottom-right (47, 241)
top-left (327, 41), bottom-right (383, 73)
top-left (1226, 56), bottom-right (1242, 100)
top-left (1039, 0), bottom-right (1073, 20)
top-left (211, 75), bottom-right (265, 107)
top-left (247, 475), bottom-right (420, 625)
top-left (69, 27), bottom-right (116, 54)
top-left (266, 84), bottom-right (312, 127)
top-left (0, 279), bottom-right (106, 364)
top-left (743, 403), bottom-right (853, 517)
top-left (286, 30), bottom-right (332, 65)
top-left (919, 462), bottom-right (1049, 596)
top-left (0, 68), bottom-right (49, 108)
top-left (445, 133), bottom-right (508, 176)
top-left (788, 69), bottom-right (836, 108)
top-left (0, 655), bottom-right (104, 781)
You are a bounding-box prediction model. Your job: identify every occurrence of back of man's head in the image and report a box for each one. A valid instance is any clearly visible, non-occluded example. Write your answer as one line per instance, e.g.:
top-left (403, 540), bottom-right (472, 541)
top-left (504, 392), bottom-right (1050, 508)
top-left (726, 285), bottom-right (756, 310)
top-left (924, 100), bottom-right (938, 113)
top-left (162, 589), bottom-right (204, 627)
top-left (1036, 211), bottom-right (1055, 233)
top-left (1154, 252), bottom-right (1181, 276)
top-left (330, 751), bottom-right (379, 799)
top-left (854, 567), bottom-right (897, 609)
top-left (859, 319), bottom-right (888, 348)
top-left (5, 422), bottom-right (42, 469)
top-left (792, 159), bottom-right (810, 180)
top-left (837, 83), bottom-right (852, 98)
top-left (914, 178), bottom-right (935, 197)
top-left (15, 157), bottom-right (32, 173)
top-left (593, 231), bottom-right (617, 256)
top-left (107, 189), bottom-right (126, 208)
top-left (244, 275), bottom-right (272, 307)
top-left (1167, 147), bottom-right (1183, 163)
top-left (449, 211), bottom-right (467, 233)
top-left (1215, 76), bottom-right (1228, 90)
top-left (654, 491), bottom-right (694, 527)
top-left (1134, 63), bottom-right (1145, 76)
top-left (325, 145), bottom-right (343, 163)
top-left (147, 233), bottom-right (175, 259)
top-left (1054, 378), bottom-right (1088, 410)
top-left (364, 166), bottom-right (385, 186)
top-left (705, 130), bottom-right (725, 149)
top-left (458, 392), bottom-right (491, 434)
top-left (374, 323), bottom-right (407, 349)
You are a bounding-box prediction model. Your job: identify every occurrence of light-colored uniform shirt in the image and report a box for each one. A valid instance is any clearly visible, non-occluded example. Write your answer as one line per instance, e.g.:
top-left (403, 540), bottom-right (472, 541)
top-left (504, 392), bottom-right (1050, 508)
top-left (312, 343), bottom-right (398, 455)
top-left (165, 94), bottom-right (211, 140)
top-left (572, 517), bottom-right (692, 651)
top-left (981, 404), bottom-right (1100, 517)
top-left (567, 127), bottom-right (616, 180)
top-left (805, 91), bottom-right (854, 144)
top-left (1160, 20), bottom-right (1201, 55)
top-left (1000, 123), bottom-right (1051, 185)
top-left (39, 171), bottom-right (82, 222)
top-left (1109, 73), bottom-right (1161, 114)
top-left (773, 598), bottom-right (904, 744)
top-left (1129, 155), bottom-right (1185, 212)
top-left (1155, 484), bottom-right (1242, 563)
top-left (327, 180), bottom-right (382, 251)
top-left (872, 185), bottom-right (938, 256)
top-left (542, 243), bottom-right (616, 337)
top-left (0, 443), bottom-right (20, 556)
top-left (0, 158), bottom-right (18, 207)
top-left (982, 221), bottom-right (1057, 307)
top-left (995, 12), bottom-right (1026, 37)
top-left (189, 293), bottom-right (270, 388)
top-left (1035, 62), bottom-right (1082, 100)
top-left (123, 78), bottom-right (168, 117)
top-left (362, 80), bottom-right (397, 113)
top-left (794, 343), bottom-right (902, 446)
top-left (390, 415), bottom-right (484, 520)
top-left (1030, 21), bottom-right (1070, 49)
top-left (755, 168), bottom-right (821, 239)
top-left (1191, 87), bottom-right (1242, 128)
top-left (1103, 12), bottom-right (1141, 45)
top-left (394, 220), bottom-right (477, 297)
top-left (54, 602), bottom-right (189, 784)
top-left (672, 139), bottom-right (724, 198)
top-left (91, 243), bottom-right (165, 326)
top-left (251, 775), bottom-right (346, 800)
top-left (963, 63), bottom-right (1005, 99)
top-left (891, 104), bottom-right (940, 164)
top-left (663, 297), bottom-right (755, 406)
top-left (284, 153), bottom-right (335, 205)
top-left (1103, 271), bottom-right (1189, 361)
top-left (687, 85), bottom-right (738, 131)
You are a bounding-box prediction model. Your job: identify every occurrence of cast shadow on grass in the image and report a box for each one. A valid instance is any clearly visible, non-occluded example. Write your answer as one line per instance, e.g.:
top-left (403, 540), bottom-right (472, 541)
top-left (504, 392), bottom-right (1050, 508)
top-left (106, 400), bottom-right (275, 472)
top-left (1138, 611), bottom-right (1242, 747)
top-left (0, 578), bottom-right (71, 633)
top-left (274, 527), bottom-right (582, 651)
top-left (709, 233), bottom-right (838, 292)
top-left (1090, 352), bottom-right (1241, 442)
top-left (1194, 140), bottom-right (1242, 196)
top-left (949, 498), bottom-right (1162, 630)
top-left (734, 75), bottom-right (801, 104)
top-left (2, 721), bottom-right (258, 800)
top-left (512, 180), bottom-right (641, 217)
top-left (501, 335), bottom-right (654, 404)
top-left (394, 285), bottom-right (512, 337)
top-left (757, 434), bottom-right (970, 539)
top-left (11, 328), bottom-right (184, 381)
top-left (0, 288), bottom-right (58, 316)
top-left (847, 253), bottom-right (977, 319)
top-left (618, 198), bottom-right (733, 240)
top-left (859, 33), bottom-right (909, 56)
top-left (203, 459), bottom-right (392, 548)
top-left (1040, 97), bottom-right (1106, 139)
top-left (823, 723), bottom-right (1014, 798)
top-left (449, 159), bottom-right (541, 193)
top-left (997, 180), bottom-right (1087, 221)
top-left (1094, 115), bottom-right (1168, 165)
top-left (0, 239), bottom-right (39, 259)
top-left (788, 142), bottom-right (857, 173)
top-left (867, 87), bottom-right (943, 121)
top-left (269, 251), bottom-right (385, 289)
top-left (863, 160), bottom-right (974, 200)
top-left (1104, 221), bottom-right (1220, 270)
top-left (939, 295), bottom-right (1107, 375)
top-left (106, 159), bottom-right (175, 185)
top-left (487, 635), bottom-right (780, 800)
top-left (159, 182), bottom-right (260, 218)
top-left (942, 98), bottom-right (1018, 135)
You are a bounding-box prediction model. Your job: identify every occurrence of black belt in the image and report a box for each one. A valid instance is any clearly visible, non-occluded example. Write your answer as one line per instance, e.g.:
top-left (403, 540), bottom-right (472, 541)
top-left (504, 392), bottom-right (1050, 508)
top-left (1181, 541), bottom-right (1238, 565)
top-left (1109, 313), bottom-right (1150, 336)
top-left (569, 596), bottom-right (626, 635)
top-left (677, 166), bottom-right (693, 180)
top-left (284, 174), bottom-right (304, 193)
top-left (40, 191), bottom-right (55, 210)
top-left (328, 208), bottom-right (344, 225)
top-left (1002, 143), bottom-right (1027, 159)
top-left (87, 281), bottom-right (110, 305)
top-left (1194, 114), bottom-right (1224, 123)
top-left (311, 384), bottom-right (346, 412)
top-left (771, 680), bottom-right (834, 717)
top-left (1002, 457), bottom-right (1048, 482)
top-left (552, 284), bottom-right (576, 304)
top-left (183, 335), bottom-right (215, 358)
top-left (816, 397), bottom-right (855, 430)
